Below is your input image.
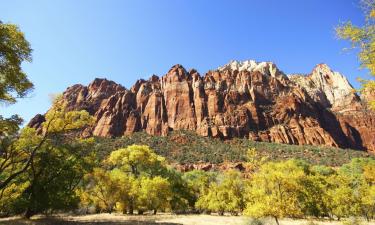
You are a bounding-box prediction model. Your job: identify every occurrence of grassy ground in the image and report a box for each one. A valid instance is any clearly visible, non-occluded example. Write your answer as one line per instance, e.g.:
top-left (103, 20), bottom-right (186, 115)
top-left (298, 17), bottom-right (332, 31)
top-left (1, 214), bottom-right (374, 225)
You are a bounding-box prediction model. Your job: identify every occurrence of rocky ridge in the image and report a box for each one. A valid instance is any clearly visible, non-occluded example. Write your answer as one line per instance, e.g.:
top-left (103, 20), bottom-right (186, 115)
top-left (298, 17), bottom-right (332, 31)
top-left (29, 60), bottom-right (375, 152)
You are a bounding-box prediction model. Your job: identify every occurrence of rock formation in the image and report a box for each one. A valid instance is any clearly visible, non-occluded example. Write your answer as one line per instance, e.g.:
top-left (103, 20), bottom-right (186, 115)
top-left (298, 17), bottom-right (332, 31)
top-left (29, 60), bottom-right (375, 152)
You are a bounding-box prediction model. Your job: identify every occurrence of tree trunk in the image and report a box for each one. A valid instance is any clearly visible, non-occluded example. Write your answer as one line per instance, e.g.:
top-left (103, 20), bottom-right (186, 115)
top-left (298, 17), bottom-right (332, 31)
top-left (128, 200), bottom-right (134, 214)
top-left (153, 209), bottom-right (157, 215)
top-left (274, 216), bottom-right (279, 225)
top-left (138, 210), bottom-right (144, 215)
top-left (24, 208), bottom-right (34, 219)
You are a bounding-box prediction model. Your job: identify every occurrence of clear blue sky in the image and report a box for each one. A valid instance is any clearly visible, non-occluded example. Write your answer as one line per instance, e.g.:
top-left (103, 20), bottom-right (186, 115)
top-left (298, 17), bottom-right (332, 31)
top-left (1, 0), bottom-right (370, 123)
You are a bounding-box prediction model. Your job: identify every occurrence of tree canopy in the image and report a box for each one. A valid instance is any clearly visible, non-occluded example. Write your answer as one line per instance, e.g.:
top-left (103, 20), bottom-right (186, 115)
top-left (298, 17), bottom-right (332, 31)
top-left (0, 21), bottom-right (33, 105)
top-left (336, 0), bottom-right (375, 109)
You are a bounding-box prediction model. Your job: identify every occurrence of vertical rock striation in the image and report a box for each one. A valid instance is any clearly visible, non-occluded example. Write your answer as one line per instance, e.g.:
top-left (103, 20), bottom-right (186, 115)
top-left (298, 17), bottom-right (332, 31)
top-left (29, 60), bottom-right (375, 152)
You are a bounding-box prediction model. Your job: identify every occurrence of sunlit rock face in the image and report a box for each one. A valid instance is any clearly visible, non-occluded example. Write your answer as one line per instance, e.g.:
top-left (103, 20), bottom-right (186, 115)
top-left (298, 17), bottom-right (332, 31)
top-left (288, 63), bottom-right (361, 112)
top-left (29, 60), bottom-right (375, 152)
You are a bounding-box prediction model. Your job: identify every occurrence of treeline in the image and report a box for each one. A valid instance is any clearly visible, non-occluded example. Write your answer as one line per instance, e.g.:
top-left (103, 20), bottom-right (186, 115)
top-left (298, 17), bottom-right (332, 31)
top-left (77, 147), bottom-right (375, 224)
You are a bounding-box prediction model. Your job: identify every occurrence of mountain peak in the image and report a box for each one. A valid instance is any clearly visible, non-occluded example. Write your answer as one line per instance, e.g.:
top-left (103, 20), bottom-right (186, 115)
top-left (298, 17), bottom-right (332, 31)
top-left (217, 60), bottom-right (285, 79)
top-left (28, 60), bottom-right (375, 152)
top-left (289, 63), bottom-right (360, 112)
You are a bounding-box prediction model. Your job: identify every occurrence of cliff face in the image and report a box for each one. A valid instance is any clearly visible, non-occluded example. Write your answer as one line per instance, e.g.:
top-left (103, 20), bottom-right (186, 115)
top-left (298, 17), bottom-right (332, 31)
top-left (29, 60), bottom-right (375, 152)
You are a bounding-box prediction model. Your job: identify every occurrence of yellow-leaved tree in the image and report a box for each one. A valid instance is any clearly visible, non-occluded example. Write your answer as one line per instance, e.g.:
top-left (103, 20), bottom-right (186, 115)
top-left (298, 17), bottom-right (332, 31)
top-left (195, 170), bottom-right (245, 215)
top-left (336, 0), bottom-right (375, 109)
top-left (81, 145), bottom-right (174, 215)
top-left (0, 98), bottom-right (95, 217)
top-left (244, 160), bottom-right (305, 225)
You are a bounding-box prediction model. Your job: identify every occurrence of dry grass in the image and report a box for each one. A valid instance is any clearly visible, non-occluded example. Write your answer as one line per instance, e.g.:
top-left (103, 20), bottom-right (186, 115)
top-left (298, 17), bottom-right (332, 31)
top-left (0, 214), bottom-right (374, 225)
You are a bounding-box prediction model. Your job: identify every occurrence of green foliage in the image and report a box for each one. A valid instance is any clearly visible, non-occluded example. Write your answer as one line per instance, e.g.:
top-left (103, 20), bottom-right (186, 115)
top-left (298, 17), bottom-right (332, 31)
top-left (93, 130), bottom-right (372, 167)
top-left (79, 168), bottom-right (120, 213)
top-left (244, 160), bottom-right (305, 224)
top-left (0, 22), bottom-right (33, 104)
top-left (336, 0), bottom-right (375, 109)
top-left (0, 101), bottom-right (95, 217)
top-left (298, 173), bottom-right (330, 218)
top-left (0, 21), bottom-right (34, 201)
top-left (136, 176), bottom-right (172, 214)
top-left (80, 145), bottom-right (175, 214)
top-left (107, 145), bottom-right (166, 177)
top-left (196, 170), bottom-right (245, 215)
top-left (183, 170), bottom-right (217, 196)
top-left (162, 168), bottom-right (195, 212)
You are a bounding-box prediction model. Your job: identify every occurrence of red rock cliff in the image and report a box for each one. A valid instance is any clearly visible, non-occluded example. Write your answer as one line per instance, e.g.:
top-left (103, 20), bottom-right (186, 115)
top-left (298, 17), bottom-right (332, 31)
top-left (29, 60), bottom-right (375, 152)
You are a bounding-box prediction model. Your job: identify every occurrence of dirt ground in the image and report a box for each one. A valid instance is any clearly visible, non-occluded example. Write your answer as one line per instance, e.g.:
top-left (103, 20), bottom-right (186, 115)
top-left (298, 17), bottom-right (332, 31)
top-left (0, 214), bottom-right (374, 225)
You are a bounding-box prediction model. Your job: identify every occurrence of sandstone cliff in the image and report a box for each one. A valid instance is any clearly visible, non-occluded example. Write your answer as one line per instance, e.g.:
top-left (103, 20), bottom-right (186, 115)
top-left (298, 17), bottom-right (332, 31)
top-left (29, 60), bottom-right (375, 152)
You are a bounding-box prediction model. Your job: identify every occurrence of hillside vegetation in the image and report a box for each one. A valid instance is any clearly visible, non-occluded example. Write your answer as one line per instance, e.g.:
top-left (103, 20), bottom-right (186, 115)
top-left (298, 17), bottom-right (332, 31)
top-left (93, 130), bottom-right (373, 167)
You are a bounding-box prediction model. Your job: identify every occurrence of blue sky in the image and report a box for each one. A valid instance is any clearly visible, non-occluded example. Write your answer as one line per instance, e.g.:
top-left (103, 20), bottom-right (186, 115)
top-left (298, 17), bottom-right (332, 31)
top-left (0, 0), bottom-right (370, 123)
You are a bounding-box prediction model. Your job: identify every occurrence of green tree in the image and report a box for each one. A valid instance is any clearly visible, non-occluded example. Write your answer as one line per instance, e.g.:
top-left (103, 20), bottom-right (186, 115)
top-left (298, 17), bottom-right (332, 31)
top-left (183, 170), bottom-right (218, 211)
top-left (79, 168), bottom-right (119, 213)
top-left (358, 182), bottom-right (375, 221)
top-left (0, 100), bottom-right (94, 217)
top-left (163, 168), bottom-right (195, 212)
top-left (325, 174), bottom-right (360, 220)
top-left (107, 145), bottom-right (166, 177)
top-left (0, 22), bottom-right (34, 191)
top-left (244, 160), bottom-right (305, 225)
top-left (81, 145), bottom-right (185, 215)
top-left (299, 175), bottom-right (328, 218)
top-left (109, 169), bottom-right (136, 214)
top-left (336, 0), bottom-right (375, 109)
top-left (334, 158), bottom-right (375, 220)
top-left (246, 148), bottom-right (267, 172)
top-left (196, 170), bottom-right (245, 215)
top-left (0, 21), bottom-right (33, 105)
top-left (136, 176), bottom-right (172, 214)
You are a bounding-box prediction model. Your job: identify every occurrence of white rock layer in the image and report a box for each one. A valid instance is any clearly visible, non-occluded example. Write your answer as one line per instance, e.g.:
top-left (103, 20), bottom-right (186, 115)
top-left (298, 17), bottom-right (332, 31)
top-left (289, 63), bottom-right (360, 112)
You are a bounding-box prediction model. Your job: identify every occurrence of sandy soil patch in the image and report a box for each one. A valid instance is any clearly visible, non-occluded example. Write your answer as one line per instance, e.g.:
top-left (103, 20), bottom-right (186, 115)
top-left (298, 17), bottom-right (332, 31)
top-left (0, 214), bottom-right (374, 225)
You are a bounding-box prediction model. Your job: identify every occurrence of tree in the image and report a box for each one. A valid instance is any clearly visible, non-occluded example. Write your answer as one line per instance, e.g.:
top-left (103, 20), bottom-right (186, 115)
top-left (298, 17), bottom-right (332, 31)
top-left (357, 181), bottom-right (375, 221)
top-left (0, 98), bottom-right (94, 193)
top-left (334, 158), bottom-right (375, 220)
top-left (244, 160), bottom-right (305, 225)
top-left (0, 21), bottom-right (33, 105)
top-left (162, 168), bottom-right (195, 212)
top-left (246, 148), bottom-right (267, 172)
top-left (0, 100), bottom-right (94, 217)
top-left (80, 145), bottom-right (182, 215)
top-left (79, 168), bottom-right (119, 213)
top-left (299, 173), bottom-right (331, 218)
top-left (136, 176), bottom-right (172, 214)
top-left (107, 145), bottom-right (166, 178)
top-left (0, 22), bottom-right (34, 191)
top-left (325, 174), bottom-right (360, 220)
top-left (196, 170), bottom-right (245, 215)
top-left (104, 145), bottom-right (168, 214)
top-left (183, 170), bottom-right (218, 212)
top-left (336, 0), bottom-right (375, 109)
top-left (110, 169), bottom-right (136, 214)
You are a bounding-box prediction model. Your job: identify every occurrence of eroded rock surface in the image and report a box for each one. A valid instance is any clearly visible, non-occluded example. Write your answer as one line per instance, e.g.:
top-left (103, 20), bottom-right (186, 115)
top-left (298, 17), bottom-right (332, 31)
top-left (29, 60), bottom-right (375, 152)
